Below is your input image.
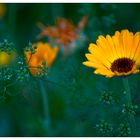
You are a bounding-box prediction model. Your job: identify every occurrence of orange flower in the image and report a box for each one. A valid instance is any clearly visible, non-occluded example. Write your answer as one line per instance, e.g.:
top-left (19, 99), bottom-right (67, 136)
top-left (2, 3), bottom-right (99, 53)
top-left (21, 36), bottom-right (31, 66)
top-left (37, 17), bottom-right (88, 46)
top-left (24, 42), bottom-right (58, 76)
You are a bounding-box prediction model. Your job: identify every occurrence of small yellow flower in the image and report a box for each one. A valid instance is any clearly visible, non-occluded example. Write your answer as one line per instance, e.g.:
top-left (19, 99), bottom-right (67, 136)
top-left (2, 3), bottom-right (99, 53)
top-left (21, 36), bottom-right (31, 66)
top-left (24, 42), bottom-right (58, 76)
top-left (0, 4), bottom-right (6, 18)
top-left (0, 51), bottom-right (16, 66)
top-left (83, 29), bottom-right (140, 78)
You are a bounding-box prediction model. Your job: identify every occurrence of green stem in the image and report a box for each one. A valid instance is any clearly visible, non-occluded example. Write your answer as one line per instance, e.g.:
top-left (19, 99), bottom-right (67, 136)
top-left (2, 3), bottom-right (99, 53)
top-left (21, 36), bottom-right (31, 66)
top-left (38, 80), bottom-right (51, 134)
top-left (122, 77), bottom-right (136, 134)
top-left (123, 78), bottom-right (132, 105)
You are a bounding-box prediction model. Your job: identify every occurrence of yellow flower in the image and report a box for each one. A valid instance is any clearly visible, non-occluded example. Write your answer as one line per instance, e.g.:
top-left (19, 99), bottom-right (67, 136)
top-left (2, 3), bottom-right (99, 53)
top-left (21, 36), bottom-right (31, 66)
top-left (0, 51), bottom-right (16, 66)
top-left (0, 4), bottom-right (6, 18)
top-left (24, 42), bottom-right (58, 76)
top-left (83, 29), bottom-right (140, 78)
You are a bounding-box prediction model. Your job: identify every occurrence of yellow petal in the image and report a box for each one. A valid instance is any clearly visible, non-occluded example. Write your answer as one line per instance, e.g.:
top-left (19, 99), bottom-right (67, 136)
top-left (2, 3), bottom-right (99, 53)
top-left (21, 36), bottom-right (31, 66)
top-left (83, 61), bottom-right (107, 69)
top-left (88, 44), bottom-right (111, 68)
top-left (88, 47), bottom-right (111, 69)
top-left (121, 30), bottom-right (133, 58)
top-left (96, 35), bottom-right (115, 62)
top-left (130, 32), bottom-right (140, 59)
top-left (88, 43), bottom-right (96, 54)
top-left (112, 35), bottom-right (122, 58)
top-left (106, 35), bottom-right (118, 59)
top-left (94, 68), bottom-right (114, 77)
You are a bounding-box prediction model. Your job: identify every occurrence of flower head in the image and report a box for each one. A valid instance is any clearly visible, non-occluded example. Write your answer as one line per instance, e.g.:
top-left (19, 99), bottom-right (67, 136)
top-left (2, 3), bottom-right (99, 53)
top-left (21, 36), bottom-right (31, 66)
top-left (24, 42), bottom-right (58, 76)
top-left (83, 29), bottom-right (140, 77)
top-left (37, 16), bottom-right (88, 46)
top-left (37, 17), bottom-right (88, 57)
top-left (37, 18), bottom-right (77, 46)
top-left (0, 51), bottom-right (16, 67)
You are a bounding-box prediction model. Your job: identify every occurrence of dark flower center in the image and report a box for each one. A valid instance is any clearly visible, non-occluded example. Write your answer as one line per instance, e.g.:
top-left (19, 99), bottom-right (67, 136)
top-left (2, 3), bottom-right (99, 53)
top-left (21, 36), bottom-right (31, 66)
top-left (111, 58), bottom-right (134, 73)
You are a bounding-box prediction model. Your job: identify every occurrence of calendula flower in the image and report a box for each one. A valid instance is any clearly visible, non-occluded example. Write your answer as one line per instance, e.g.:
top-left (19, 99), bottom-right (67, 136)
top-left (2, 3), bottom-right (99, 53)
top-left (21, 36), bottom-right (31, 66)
top-left (24, 42), bottom-right (58, 76)
top-left (83, 29), bottom-right (140, 78)
top-left (0, 3), bottom-right (6, 18)
top-left (0, 51), bottom-right (16, 66)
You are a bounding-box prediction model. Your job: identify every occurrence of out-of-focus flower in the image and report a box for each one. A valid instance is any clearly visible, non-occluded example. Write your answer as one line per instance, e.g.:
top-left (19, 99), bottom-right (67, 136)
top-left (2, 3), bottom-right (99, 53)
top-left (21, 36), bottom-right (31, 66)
top-left (37, 18), bottom-right (77, 46)
top-left (24, 42), bottom-right (58, 76)
top-left (83, 29), bottom-right (140, 78)
top-left (0, 4), bottom-right (6, 19)
top-left (37, 16), bottom-right (88, 56)
top-left (0, 51), bottom-right (16, 66)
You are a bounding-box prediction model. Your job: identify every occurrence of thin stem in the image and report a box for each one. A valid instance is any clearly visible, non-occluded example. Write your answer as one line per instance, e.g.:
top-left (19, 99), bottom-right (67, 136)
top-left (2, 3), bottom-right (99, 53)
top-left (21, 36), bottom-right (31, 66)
top-left (123, 78), bottom-right (132, 105)
top-left (27, 53), bottom-right (32, 65)
top-left (123, 77), bottom-right (136, 134)
top-left (38, 79), bottom-right (51, 134)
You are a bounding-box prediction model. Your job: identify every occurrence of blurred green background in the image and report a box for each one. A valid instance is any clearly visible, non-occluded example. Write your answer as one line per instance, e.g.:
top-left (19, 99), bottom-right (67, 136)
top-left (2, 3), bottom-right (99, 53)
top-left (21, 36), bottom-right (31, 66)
top-left (1, 3), bottom-right (140, 137)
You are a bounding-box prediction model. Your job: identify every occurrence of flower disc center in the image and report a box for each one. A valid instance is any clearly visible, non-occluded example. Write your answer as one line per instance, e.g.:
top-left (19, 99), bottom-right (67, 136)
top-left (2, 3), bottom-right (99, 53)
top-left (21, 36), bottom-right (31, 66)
top-left (111, 58), bottom-right (134, 73)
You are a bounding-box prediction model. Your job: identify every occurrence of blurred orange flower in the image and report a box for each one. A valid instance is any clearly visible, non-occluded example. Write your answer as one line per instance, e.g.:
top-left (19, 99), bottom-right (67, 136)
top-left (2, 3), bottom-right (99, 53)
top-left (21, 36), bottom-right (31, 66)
top-left (24, 42), bottom-right (58, 76)
top-left (37, 16), bottom-right (88, 46)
